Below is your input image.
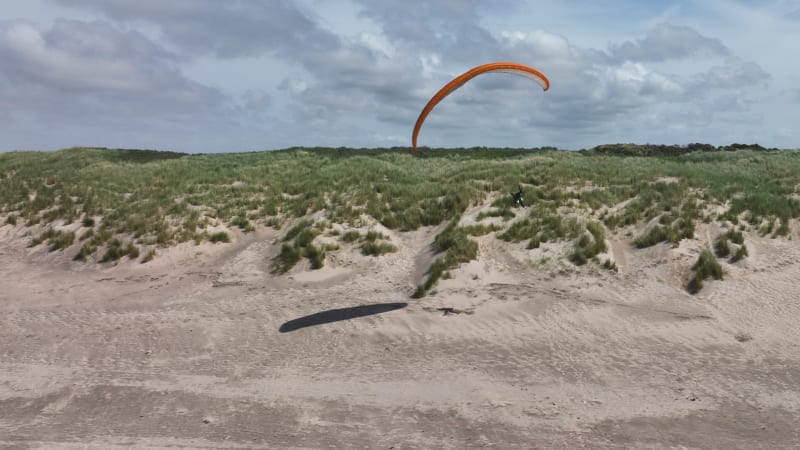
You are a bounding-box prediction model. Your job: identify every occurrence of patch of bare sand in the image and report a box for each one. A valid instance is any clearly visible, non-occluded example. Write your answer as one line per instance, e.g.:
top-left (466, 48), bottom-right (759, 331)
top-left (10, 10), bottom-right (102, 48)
top-left (2, 219), bottom-right (800, 449)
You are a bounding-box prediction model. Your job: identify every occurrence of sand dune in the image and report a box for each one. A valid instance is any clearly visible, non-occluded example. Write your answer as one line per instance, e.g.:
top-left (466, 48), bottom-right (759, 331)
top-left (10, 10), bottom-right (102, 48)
top-left (2, 215), bottom-right (800, 449)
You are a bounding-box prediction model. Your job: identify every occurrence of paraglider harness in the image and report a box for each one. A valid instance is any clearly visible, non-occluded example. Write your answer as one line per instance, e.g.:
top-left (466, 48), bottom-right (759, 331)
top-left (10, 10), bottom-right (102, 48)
top-left (511, 187), bottom-right (525, 208)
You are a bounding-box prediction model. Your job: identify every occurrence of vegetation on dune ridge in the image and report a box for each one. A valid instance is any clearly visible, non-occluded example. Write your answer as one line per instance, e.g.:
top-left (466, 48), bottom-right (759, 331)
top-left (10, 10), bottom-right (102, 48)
top-left (0, 145), bottom-right (797, 293)
top-left (688, 248), bottom-right (724, 294)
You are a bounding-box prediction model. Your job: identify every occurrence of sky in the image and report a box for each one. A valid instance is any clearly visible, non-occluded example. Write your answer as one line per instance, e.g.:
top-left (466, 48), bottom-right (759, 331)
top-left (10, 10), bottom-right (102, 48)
top-left (1, 0), bottom-right (799, 152)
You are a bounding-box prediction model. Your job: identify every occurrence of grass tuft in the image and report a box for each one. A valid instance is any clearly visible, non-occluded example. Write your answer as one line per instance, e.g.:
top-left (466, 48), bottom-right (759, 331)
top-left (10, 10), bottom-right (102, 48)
top-left (688, 248), bottom-right (723, 294)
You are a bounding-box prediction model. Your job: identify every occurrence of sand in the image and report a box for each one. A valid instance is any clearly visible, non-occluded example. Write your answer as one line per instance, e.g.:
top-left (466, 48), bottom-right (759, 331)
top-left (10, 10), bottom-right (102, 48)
top-left (1, 216), bottom-right (800, 449)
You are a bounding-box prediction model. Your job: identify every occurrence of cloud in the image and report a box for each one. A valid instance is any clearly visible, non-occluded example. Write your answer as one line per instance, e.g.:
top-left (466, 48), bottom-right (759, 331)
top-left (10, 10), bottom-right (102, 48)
top-left (0, 19), bottom-right (179, 92)
top-left (0, 19), bottom-right (226, 112)
top-left (52, 0), bottom-right (423, 126)
top-left (353, 0), bottom-right (508, 63)
top-left (688, 58), bottom-right (769, 93)
top-left (394, 21), bottom-right (769, 148)
top-left (51, 0), bottom-right (341, 59)
top-left (784, 8), bottom-right (800, 20)
top-left (607, 23), bottom-right (730, 63)
top-left (1, 1), bottom-right (789, 151)
top-left (50, 0), bottom-right (758, 148)
top-left (240, 89), bottom-right (271, 112)
top-left (0, 18), bottom-right (233, 150)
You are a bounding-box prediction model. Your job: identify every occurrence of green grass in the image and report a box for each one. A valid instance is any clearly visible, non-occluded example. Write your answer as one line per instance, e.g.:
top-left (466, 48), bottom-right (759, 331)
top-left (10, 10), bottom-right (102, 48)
top-left (569, 221), bottom-right (607, 265)
top-left (141, 248), bottom-right (156, 263)
top-left (476, 208), bottom-right (514, 221)
top-left (731, 244), bottom-right (749, 262)
top-left (74, 242), bottom-right (97, 261)
top-left (209, 232), bottom-right (230, 243)
top-left (361, 241), bottom-right (397, 256)
top-left (716, 230), bottom-right (748, 262)
top-left (341, 231), bottom-right (361, 242)
top-left (715, 236), bottom-right (731, 257)
top-left (28, 228), bottom-right (75, 252)
top-left (271, 220), bottom-right (402, 273)
top-left (414, 217), bottom-right (480, 297)
top-left (688, 248), bottom-right (724, 294)
top-left (99, 239), bottom-right (139, 263)
top-left (273, 244), bottom-right (301, 274)
top-left (2, 145), bottom-right (799, 273)
top-left (304, 243), bottom-right (326, 269)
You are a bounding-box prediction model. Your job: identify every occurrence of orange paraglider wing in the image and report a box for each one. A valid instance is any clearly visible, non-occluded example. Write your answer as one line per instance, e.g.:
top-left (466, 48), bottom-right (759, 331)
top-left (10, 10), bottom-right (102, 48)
top-left (412, 62), bottom-right (550, 150)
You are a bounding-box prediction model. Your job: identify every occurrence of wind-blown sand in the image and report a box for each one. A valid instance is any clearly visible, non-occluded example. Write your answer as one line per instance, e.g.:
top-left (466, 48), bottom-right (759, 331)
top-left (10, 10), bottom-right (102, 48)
top-left (1, 217), bottom-right (800, 449)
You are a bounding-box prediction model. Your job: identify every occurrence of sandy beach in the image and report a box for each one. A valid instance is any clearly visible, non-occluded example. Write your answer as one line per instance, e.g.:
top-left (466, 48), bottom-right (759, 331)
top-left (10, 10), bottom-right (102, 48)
top-left (2, 215), bottom-right (800, 449)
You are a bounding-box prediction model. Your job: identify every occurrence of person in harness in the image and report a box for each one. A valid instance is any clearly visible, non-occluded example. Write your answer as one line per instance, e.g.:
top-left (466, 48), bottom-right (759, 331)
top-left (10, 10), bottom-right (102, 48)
top-left (511, 186), bottom-right (525, 208)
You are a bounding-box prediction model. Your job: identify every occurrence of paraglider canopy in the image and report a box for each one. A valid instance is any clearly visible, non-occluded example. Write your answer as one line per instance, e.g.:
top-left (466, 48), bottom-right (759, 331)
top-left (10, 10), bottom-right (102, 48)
top-left (412, 62), bottom-right (550, 150)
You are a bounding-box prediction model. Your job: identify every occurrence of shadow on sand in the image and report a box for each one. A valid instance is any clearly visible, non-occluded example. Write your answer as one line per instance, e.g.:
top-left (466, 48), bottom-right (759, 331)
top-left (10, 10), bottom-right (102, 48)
top-left (279, 302), bottom-right (408, 333)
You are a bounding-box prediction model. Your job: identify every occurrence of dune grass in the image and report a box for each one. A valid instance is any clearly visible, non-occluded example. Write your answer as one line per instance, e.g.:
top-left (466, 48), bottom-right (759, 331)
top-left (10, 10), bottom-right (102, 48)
top-left (688, 248), bottom-right (724, 294)
top-left (1, 145), bottom-right (798, 271)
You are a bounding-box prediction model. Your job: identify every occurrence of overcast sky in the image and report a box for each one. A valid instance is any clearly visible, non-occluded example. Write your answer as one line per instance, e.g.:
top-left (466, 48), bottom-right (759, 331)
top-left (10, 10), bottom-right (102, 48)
top-left (1, 0), bottom-right (799, 152)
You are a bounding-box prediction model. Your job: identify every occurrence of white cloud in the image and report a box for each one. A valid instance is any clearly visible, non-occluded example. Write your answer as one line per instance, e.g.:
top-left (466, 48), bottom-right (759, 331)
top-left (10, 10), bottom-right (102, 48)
top-left (0, 0), bottom-right (797, 151)
top-left (500, 30), bottom-right (574, 60)
top-left (607, 23), bottom-right (730, 63)
top-left (0, 20), bottom-right (167, 92)
top-left (240, 89), bottom-right (270, 112)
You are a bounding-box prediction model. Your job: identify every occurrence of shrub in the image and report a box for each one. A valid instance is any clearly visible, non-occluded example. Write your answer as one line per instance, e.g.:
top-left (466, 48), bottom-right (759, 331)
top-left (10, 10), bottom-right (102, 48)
top-left (5, 214), bottom-right (17, 225)
top-left (461, 223), bottom-right (501, 236)
top-left (29, 228), bottom-right (56, 247)
top-left (125, 242), bottom-right (140, 259)
top-left (74, 242), bottom-right (96, 261)
top-left (284, 220), bottom-right (313, 242)
top-left (634, 218), bottom-right (693, 248)
top-left (569, 224), bottom-right (607, 266)
top-left (415, 218), bottom-right (478, 297)
top-left (230, 216), bottom-right (254, 232)
top-left (715, 236), bottom-right (731, 257)
top-left (669, 217), bottom-right (695, 244)
top-left (411, 285), bottom-right (427, 299)
top-left (82, 217), bottom-right (95, 227)
top-left (498, 219), bottom-right (538, 243)
top-left (688, 248), bottom-right (723, 294)
top-left (476, 208), bottom-right (514, 221)
top-left (48, 231), bottom-right (75, 252)
top-left (419, 258), bottom-right (448, 293)
top-left (731, 244), bottom-right (748, 262)
top-left (209, 231), bottom-right (230, 243)
top-left (342, 231), bottom-right (361, 243)
top-left (361, 241), bottom-right (397, 256)
top-left (570, 246), bottom-right (589, 265)
top-left (273, 244), bottom-right (301, 274)
top-left (141, 248), bottom-right (156, 263)
top-left (602, 259), bottom-right (618, 271)
top-left (100, 239), bottom-right (125, 263)
top-left (726, 230), bottom-right (744, 244)
top-left (305, 243), bottom-right (325, 269)
top-left (294, 229), bottom-right (317, 248)
top-left (364, 230), bottom-right (388, 242)
top-left (633, 225), bottom-right (668, 248)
